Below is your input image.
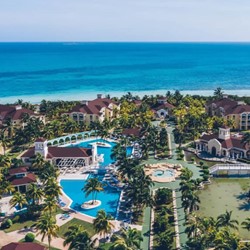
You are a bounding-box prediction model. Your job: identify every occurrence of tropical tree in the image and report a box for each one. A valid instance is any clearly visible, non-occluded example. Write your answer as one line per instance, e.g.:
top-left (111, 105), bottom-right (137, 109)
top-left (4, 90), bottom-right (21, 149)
top-left (0, 132), bottom-right (11, 155)
top-left (241, 132), bottom-right (250, 145)
top-left (26, 183), bottom-right (44, 206)
top-left (36, 212), bottom-right (59, 250)
top-left (63, 225), bottom-right (94, 250)
top-left (214, 87), bottom-right (224, 99)
top-left (32, 153), bottom-right (45, 170)
top-left (0, 155), bottom-right (12, 168)
top-left (216, 210), bottom-right (239, 230)
top-left (10, 191), bottom-right (27, 209)
top-left (180, 167), bottom-right (193, 181)
top-left (82, 178), bottom-right (104, 204)
top-left (93, 209), bottom-right (114, 237)
top-left (110, 227), bottom-right (142, 250)
top-left (44, 177), bottom-right (62, 199)
top-left (43, 195), bottom-right (58, 216)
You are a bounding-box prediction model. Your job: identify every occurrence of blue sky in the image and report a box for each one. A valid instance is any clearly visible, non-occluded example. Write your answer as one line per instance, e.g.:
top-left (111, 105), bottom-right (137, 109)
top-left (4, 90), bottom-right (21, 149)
top-left (0, 0), bottom-right (250, 42)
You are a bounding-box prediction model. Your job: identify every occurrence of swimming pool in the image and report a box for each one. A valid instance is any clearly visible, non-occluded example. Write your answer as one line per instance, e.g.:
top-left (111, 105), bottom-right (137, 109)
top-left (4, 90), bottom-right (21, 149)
top-left (67, 139), bottom-right (133, 166)
top-left (153, 169), bottom-right (174, 177)
top-left (60, 174), bottom-right (120, 218)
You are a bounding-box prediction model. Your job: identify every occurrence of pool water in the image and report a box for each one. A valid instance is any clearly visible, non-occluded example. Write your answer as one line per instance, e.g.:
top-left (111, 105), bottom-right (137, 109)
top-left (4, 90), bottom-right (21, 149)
top-left (153, 169), bottom-right (174, 177)
top-left (60, 174), bottom-right (120, 218)
top-left (67, 139), bottom-right (133, 167)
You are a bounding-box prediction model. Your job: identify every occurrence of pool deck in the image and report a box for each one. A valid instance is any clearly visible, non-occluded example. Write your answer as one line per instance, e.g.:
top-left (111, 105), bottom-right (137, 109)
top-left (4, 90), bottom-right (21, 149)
top-left (144, 163), bottom-right (181, 183)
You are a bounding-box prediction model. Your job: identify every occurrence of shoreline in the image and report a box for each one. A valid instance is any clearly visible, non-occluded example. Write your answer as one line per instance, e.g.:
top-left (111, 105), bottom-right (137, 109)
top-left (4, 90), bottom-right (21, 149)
top-left (1, 89), bottom-right (250, 104)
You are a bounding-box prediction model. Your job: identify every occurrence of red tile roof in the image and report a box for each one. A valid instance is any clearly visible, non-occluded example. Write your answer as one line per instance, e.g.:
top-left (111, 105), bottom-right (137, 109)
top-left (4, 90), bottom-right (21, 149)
top-left (9, 167), bottom-right (28, 175)
top-left (7, 173), bottom-right (36, 186)
top-left (206, 98), bottom-right (250, 115)
top-left (21, 147), bottom-right (92, 159)
top-left (35, 138), bottom-right (46, 142)
top-left (68, 98), bottom-right (117, 115)
top-left (154, 102), bottom-right (175, 111)
top-left (1, 242), bottom-right (46, 250)
top-left (200, 133), bottom-right (247, 150)
top-left (0, 105), bottom-right (35, 121)
top-left (122, 128), bottom-right (141, 137)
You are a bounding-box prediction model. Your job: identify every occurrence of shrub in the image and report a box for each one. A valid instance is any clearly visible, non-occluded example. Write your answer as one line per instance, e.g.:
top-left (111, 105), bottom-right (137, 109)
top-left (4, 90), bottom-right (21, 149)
top-left (25, 233), bottom-right (35, 242)
top-left (1, 219), bottom-right (13, 229)
top-left (155, 188), bottom-right (172, 206)
top-left (12, 215), bottom-right (20, 223)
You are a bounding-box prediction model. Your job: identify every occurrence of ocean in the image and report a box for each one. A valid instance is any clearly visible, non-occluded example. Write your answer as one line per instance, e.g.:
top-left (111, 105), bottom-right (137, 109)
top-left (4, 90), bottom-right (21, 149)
top-left (1, 42), bottom-right (250, 103)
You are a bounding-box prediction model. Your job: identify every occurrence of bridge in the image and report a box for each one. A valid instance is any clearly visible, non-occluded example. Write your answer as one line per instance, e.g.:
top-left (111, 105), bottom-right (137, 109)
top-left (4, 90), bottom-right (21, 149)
top-left (46, 130), bottom-right (97, 146)
top-left (209, 163), bottom-right (250, 177)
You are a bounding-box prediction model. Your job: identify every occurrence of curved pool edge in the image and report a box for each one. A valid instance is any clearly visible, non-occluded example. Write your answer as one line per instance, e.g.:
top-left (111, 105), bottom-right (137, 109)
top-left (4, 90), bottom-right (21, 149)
top-left (59, 178), bottom-right (121, 220)
top-left (59, 178), bottom-right (97, 221)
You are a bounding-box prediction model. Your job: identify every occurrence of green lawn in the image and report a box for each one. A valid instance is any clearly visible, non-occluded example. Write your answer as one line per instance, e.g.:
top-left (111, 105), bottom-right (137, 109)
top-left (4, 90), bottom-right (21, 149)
top-left (58, 218), bottom-right (95, 238)
top-left (3, 207), bottom-right (64, 233)
top-left (98, 242), bottom-right (113, 250)
top-left (4, 220), bottom-right (37, 233)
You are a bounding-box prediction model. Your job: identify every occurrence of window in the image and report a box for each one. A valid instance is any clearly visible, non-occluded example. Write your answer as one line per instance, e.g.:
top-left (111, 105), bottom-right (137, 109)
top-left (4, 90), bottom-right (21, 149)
top-left (72, 114), bottom-right (78, 121)
top-left (79, 114), bottom-right (84, 121)
top-left (90, 115), bottom-right (93, 121)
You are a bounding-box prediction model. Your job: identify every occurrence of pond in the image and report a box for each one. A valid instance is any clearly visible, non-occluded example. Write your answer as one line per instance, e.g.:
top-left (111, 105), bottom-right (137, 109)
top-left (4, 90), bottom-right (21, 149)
top-left (197, 178), bottom-right (250, 240)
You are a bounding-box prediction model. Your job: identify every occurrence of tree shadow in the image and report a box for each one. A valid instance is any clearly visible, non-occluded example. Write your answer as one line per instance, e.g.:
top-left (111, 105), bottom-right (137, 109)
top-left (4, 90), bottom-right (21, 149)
top-left (235, 192), bottom-right (248, 201)
top-left (238, 201), bottom-right (250, 211)
top-left (143, 229), bottom-right (150, 237)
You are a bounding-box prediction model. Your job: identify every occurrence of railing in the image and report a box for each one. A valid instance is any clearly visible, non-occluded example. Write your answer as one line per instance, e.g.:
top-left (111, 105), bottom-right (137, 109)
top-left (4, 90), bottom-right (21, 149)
top-left (210, 163), bottom-right (250, 174)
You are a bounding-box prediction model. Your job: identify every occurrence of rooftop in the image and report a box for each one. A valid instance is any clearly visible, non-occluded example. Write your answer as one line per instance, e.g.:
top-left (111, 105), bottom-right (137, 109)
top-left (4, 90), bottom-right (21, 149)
top-left (1, 242), bottom-right (46, 250)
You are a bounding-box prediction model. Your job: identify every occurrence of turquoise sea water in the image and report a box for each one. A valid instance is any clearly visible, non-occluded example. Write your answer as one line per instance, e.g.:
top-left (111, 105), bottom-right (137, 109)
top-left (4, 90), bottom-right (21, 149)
top-left (1, 42), bottom-right (250, 102)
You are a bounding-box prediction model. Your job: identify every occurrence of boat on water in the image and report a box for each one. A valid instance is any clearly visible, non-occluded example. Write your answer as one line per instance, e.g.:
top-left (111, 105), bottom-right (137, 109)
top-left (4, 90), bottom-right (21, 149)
top-left (89, 142), bottom-right (111, 148)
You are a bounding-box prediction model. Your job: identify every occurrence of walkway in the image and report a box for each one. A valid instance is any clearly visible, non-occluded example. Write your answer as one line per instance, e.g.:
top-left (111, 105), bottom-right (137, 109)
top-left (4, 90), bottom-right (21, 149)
top-left (141, 124), bottom-right (201, 249)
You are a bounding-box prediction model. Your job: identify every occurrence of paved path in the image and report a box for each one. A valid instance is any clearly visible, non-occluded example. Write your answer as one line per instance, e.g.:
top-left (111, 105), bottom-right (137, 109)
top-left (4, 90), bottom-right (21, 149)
top-left (141, 124), bottom-right (202, 249)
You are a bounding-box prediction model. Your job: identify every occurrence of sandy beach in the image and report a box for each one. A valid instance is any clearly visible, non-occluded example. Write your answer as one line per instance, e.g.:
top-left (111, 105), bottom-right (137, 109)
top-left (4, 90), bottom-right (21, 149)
top-left (1, 89), bottom-right (250, 104)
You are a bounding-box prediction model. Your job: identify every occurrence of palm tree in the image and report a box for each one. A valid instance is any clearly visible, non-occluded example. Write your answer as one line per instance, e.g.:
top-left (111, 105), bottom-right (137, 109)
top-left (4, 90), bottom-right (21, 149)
top-left (0, 180), bottom-right (15, 197)
top-left (110, 227), bottom-right (142, 250)
top-left (82, 178), bottom-right (104, 204)
top-left (182, 192), bottom-right (200, 214)
top-left (44, 177), bottom-right (62, 199)
top-left (43, 195), bottom-right (58, 216)
top-left (10, 191), bottom-right (27, 209)
top-left (27, 183), bottom-right (44, 206)
top-left (180, 167), bottom-right (193, 181)
top-left (214, 228), bottom-right (243, 250)
top-left (93, 209), bottom-right (114, 237)
top-left (63, 225), bottom-right (94, 250)
top-left (0, 155), bottom-right (12, 168)
top-left (32, 153), bottom-right (45, 170)
top-left (242, 217), bottom-right (250, 231)
top-left (185, 213), bottom-right (201, 238)
top-left (241, 132), bottom-right (250, 145)
top-left (36, 212), bottom-right (59, 250)
top-left (216, 210), bottom-right (239, 230)
top-left (214, 87), bottom-right (224, 99)
top-left (0, 132), bottom-right (11, 155)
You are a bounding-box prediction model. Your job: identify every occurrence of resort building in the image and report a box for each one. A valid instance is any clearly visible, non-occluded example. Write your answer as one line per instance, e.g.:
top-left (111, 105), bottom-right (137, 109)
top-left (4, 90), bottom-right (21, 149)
top-left (121, 128), bottom-right (141, 138)
top-left (205, 96), bottom-right (250, 130)
top-left (0, 104), bottom-right (45, 126)
top-left (152, 97), bottom-right (175, 119)
top-left (21, 138), bottom-right (98, 168)
top-left (7, 167), bottom-right (36, 192)
top-left (1, 242), bottom-right (46, 250)
top-left (196, 126), bottom-right (250, 159)
top-left (66, 94), bottom-right (120, 124)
